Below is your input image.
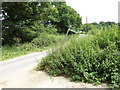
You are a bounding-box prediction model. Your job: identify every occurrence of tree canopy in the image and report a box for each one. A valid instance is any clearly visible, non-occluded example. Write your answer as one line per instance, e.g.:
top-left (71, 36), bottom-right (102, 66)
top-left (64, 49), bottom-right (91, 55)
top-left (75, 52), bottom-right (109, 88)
top-left (2, 2), bottom-right (82, 45)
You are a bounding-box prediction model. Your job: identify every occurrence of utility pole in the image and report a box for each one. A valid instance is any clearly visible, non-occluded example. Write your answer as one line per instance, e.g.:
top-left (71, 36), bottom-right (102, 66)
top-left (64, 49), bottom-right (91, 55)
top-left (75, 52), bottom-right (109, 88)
top-left (85, 16), bottom-right (88, 32)
top-left (86, 16), bottom-right (88, 24)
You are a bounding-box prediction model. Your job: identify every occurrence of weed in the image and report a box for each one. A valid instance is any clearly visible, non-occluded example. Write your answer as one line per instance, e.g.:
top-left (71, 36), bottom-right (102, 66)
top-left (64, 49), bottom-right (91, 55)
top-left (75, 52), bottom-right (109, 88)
top-left (37, 27), bottom-right (120, 88)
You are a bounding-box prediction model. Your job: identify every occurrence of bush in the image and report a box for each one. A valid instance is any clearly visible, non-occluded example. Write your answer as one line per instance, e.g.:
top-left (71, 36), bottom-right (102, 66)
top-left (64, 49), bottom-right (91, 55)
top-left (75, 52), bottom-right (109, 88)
top-left (2, 32), bottom-right (64, 61)
top-left (36, 27), bottom-right (120, 88)
top-left (94, 27), bottom-right (119, 48)
top-left (31, 21), bottom-right (58, 34)
top-left (2, 43), bottom-right (35, 60)
top-left (31, 33), bottom-right (64, 47)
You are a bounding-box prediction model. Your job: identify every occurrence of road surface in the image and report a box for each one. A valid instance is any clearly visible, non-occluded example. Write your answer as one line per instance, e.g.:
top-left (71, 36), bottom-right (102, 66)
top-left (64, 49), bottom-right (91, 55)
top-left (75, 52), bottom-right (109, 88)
top-left (0, 49), bottom-right (108, 88)
top-left (0, 50), bottom-right (49, 77)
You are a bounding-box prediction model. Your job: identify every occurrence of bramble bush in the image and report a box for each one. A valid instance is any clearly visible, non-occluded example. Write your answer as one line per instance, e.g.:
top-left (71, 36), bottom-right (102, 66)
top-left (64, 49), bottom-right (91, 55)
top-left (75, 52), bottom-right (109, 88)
top-left (31, 33), bottom-right (64, 47)
top-left (36, 26), bottom-right (120, 88)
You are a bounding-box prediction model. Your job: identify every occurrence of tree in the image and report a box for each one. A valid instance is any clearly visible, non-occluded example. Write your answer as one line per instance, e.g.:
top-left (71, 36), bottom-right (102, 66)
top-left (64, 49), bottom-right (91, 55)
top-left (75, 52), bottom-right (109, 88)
top-left (2, 2), bottom-right (40, 45)
top-left (47, 2), bottom-right (82, 33)
top-left (2, 2), bottom-right (82, 45)
top-left (99, 21), bottom-right (116, 29)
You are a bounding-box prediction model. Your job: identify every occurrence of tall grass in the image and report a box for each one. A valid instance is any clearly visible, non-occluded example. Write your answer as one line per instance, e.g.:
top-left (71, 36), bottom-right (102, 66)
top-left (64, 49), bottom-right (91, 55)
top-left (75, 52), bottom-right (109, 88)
top-left (31, 33), bottom-right (64, 47)
top-left (36, 26), bottom-right (120, 88)
top-left (2, 33), bottom-right (64, 61)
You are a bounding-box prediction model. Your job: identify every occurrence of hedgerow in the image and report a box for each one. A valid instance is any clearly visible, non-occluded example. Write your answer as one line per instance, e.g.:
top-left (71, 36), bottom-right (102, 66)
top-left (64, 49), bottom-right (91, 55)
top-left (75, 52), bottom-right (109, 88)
top-left (36, 26), bottom-right (120, 88)
top-left (31, 33), bottom-right (64, 47)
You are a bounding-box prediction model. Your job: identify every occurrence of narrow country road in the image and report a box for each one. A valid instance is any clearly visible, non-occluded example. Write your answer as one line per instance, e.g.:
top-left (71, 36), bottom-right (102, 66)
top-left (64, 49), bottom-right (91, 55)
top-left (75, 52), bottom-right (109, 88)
top-left (0, 50), bottom-right (49, 77)
top-left (0, 49), bottom-right (108, 88)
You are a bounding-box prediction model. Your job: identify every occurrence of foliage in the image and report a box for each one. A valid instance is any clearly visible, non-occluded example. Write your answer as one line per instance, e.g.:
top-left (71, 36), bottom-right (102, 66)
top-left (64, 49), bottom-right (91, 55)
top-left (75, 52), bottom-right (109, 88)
top-left (94, 26), bottom-right (119, 49)
top-left (30, 21), bottom-right (58, 34)
top-left (81, 24), bottom-right (96, 33)
top-left (36, 27), bottom-right (120, 88)
top-left (2, 33), bottom-right (63, 61)
top-left (2, 43), bottom-right (35, 60)
top-left (2, 2), bottom-right (82, 45)
top-left (99, 21), bottom-right (116, 28)
top-left (82, 22), bottom-right (118, 33)
top-left (2, 2), bottom-right (40, 45)
top-left (31, 33), bottom-right (64, 47)
top-left (50, 2), bottom-right (82, 33)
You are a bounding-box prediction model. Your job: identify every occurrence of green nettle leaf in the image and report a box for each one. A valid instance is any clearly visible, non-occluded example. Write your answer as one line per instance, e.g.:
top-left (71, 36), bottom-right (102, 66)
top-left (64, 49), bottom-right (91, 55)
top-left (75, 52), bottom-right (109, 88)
top-left (37, 27), bottom-right (119, 88)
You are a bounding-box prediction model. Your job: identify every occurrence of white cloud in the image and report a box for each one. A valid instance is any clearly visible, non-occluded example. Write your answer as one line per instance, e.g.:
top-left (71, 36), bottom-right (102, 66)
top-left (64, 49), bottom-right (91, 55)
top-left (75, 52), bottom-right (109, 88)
top-left (65, 0), bottom-right (119, 23)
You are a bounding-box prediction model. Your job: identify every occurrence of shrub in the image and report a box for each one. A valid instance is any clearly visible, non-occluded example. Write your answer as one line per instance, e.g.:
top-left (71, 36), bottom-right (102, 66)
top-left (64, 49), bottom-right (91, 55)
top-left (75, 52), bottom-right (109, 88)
top-left (36, 27), bottom-right (120, 88)
top-left (31, 33), bottom-right (64, 47)
top-left (94, 26), bottom-right (119, 49)
top-left (2, 43), bottom-right (35, 60)
top-left (31, 21), bottom-right (57, 34)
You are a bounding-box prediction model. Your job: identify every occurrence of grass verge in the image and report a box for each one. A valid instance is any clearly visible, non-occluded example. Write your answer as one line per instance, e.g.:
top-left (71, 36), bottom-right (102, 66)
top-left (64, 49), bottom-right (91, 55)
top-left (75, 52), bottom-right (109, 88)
top-left (1, 33), bottom-right (64, 61)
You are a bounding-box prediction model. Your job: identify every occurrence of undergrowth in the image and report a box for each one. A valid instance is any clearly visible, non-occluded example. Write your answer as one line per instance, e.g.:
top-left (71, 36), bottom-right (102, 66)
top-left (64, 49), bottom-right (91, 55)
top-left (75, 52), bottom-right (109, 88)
top-left (2, 33), bottom-right (64, 61)
top-left (36, 26), bottom-right (120, 88)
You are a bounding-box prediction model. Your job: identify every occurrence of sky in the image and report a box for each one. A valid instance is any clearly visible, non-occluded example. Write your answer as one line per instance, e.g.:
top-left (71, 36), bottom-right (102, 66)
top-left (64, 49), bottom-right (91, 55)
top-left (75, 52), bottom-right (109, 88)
top-left (65, 0), bottom-right (119, 24)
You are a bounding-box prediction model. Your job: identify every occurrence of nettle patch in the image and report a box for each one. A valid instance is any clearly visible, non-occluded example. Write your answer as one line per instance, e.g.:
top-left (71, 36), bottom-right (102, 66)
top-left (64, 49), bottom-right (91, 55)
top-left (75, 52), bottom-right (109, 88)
top-left (36, 27), bottom-right (120, 88)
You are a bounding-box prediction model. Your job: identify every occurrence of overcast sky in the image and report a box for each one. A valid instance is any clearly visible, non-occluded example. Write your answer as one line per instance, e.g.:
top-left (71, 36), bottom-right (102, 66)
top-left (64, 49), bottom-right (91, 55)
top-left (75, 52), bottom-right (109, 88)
top-left (65, 0), bottom-right (119, 23)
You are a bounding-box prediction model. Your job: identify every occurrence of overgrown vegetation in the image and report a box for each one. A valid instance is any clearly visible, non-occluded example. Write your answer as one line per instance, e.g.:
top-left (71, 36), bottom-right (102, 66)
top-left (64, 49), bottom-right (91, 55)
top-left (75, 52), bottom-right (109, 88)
top-left (1, 2), bottom-right (120, 88)
top-left (2, 2), bottom-right (82, 45)
top-left (1, 2), bottom-right (82, 60)
top-left (2, 33), bottom-right (64, 61)
top-left (36, 26), bottom-right (120, 88)
top-left (31, 33), bottom-right (64, 47)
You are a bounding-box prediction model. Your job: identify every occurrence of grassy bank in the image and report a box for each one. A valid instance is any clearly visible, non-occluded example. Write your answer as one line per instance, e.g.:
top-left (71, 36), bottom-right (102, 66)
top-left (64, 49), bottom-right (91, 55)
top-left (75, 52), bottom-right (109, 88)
top-left (36, 26), bottom-right (120, 88)
top-left (1, 33), bottom-right (64, 61)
